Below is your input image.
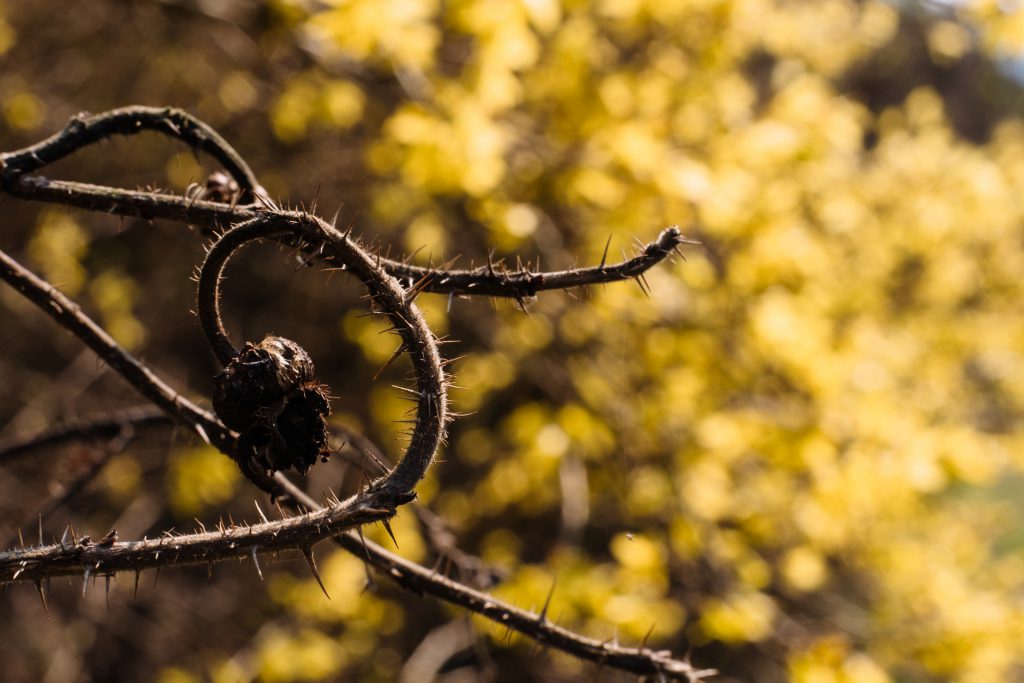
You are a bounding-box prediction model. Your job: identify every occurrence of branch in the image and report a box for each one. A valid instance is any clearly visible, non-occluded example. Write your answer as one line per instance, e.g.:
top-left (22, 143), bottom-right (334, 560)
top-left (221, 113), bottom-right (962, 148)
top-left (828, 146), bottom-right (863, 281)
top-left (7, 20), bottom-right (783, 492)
top-left (0, 493), bottom-right (395, 584)
top-left (274, 476), bottom-right (715, 682)
top-left (0, 405), bottom-right (170, 464)
top-left (379, 225), bottom-right (694, 299)
top-left (0, 247), bottom-right (234, 457)
top-left (0, 173), bottom-right (691, 300)
top-left (0, 106), bottom-right (262, 200)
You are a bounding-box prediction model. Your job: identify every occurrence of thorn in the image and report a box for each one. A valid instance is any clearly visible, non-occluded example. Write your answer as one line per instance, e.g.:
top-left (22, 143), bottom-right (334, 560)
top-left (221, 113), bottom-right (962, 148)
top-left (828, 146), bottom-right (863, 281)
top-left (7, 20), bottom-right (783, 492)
top-left (381, 519), bottom-right (399, 549)
top-left (82, 565), bottom-right (92, 598)
top-left (633, 276), bottom-right (650, 297)
top-left (599, 235), bottom-right (612, 270)
top-left (251, 546), bottom-right (264, 582)
top-left (152, 566), bottom-right (160, 589)
top-left (403, 245), bottom-right (426, 265)
top-left (638, 271), bottom-right (652, 294)
top-left (302, 547), bottom-right (330, 599)
top-left (105, 575), bottom-right (111, 608)
top-left (356, 526), bottom-right (371, 561)
top-left (255, 500), bottom-right (269, 524)
top-left (38, 514), bottom-right (43, 546)
top-left (447, 291), bottom-right (455, 313)
top-left (133, 570), bottom-right (140, 599)
top-left (60, 525), bottom-right (70, 547)
top-left (18, 528), bottom-right (24, 548)
top-left (373, 343), bottom-right (407, 381)
top-left (539, 578), bottom-right (556, 623)
top-left (640, 622), bottom-right (657, 650)
top-left (35, 580), bottom-right (48, 616)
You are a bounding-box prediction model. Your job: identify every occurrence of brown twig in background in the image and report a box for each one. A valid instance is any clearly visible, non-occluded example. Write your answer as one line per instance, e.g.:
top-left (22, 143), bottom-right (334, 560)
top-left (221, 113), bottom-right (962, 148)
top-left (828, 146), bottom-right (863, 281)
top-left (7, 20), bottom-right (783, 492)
top-left (0, 247), bottom-right (236, 461)
top-left (1, 417), bottom-right (143, 549)
top-left (0, 405), bottom-right (170, 464)
top-left (331, 422), bottom-right (506, 589)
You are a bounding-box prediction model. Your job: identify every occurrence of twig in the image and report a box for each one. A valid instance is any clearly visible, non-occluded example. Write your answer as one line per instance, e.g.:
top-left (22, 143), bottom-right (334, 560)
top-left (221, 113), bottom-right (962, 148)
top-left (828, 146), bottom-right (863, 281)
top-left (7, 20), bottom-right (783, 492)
top-left (0, 405), bottom-right (171, 464)
top-left (0, 247), bottom-right (235, 459)
top-left (0, 494), bottom-right (394, 583)
top-left (0, 173), bottom-right (691, 300)
top-left (0, 106), bottom-right (261, 200)
top-left (272, 476), bottom-right (715, 682)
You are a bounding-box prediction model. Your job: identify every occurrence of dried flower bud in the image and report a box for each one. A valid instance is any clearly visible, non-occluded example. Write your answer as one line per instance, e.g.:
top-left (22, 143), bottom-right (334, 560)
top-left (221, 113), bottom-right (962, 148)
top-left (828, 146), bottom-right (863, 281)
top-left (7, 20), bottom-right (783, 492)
top-left (213, 336), bottom-right (331, 475)
top-left (186, 171), bottom-right (241, 205)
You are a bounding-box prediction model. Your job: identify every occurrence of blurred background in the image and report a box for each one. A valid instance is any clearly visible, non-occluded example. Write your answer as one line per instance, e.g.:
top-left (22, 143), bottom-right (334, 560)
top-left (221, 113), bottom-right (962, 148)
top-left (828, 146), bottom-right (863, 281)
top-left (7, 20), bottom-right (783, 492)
top-left (2, 0), bottom-right (1024, 681)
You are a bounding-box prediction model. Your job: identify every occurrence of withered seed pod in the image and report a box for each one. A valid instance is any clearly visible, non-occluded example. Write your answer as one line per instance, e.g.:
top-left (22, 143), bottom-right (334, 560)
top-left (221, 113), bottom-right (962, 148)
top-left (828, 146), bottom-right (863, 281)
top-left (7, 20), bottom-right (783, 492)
top-left (212, 336), bottom-right (331, 476)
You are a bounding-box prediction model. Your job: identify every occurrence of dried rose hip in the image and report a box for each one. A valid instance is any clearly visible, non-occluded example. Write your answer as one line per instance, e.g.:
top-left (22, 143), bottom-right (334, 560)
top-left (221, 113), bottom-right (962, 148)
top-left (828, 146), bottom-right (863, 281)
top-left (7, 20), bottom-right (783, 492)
top-left (212, 336), bottom-right (331, 475)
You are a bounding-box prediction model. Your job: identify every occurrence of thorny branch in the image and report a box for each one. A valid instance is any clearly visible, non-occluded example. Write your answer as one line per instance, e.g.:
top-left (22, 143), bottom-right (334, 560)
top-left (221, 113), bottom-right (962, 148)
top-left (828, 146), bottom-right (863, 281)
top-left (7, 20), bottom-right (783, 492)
top-left (0, 106), bottom-right (262, 200)
top-left (0, 110), bottom-right (692, 301)
top-left (0, 107), bottom-right (706, 680)
top-left (196, 211), bottom-right (448, 498)
top-left (278, 477), bottom-right (716, 683)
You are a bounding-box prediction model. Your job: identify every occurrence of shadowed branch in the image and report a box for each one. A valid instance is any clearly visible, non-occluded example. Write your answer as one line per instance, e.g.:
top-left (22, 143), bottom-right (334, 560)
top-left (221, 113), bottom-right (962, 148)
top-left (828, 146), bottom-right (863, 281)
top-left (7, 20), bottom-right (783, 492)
top-left (0, 106), bottom-right (262, 199)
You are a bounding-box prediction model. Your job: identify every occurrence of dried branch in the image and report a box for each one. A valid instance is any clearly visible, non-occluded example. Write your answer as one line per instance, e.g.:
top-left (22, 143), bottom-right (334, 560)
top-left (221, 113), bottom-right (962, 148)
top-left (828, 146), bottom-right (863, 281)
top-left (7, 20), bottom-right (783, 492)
top-left (0, 175), bottom-right (253, 227)
top-left (273, 477), bottom-right (715, 682)
top-left (0, 172), bottom-right (692, 300)
top-left (1, 418), bottom-right (141, 549)
top-left (0, 405), bottom-right (170, 464)
top-left (0, 247), bottom-right (234, 458)
top-left (378, 225), bottom-right (695, 299)
top-left (0, 493), bottom-right (394, 584)
top-left (0, 106), bottom-right (262, 200)
top-left (0, 107), bottom-right (706, 680)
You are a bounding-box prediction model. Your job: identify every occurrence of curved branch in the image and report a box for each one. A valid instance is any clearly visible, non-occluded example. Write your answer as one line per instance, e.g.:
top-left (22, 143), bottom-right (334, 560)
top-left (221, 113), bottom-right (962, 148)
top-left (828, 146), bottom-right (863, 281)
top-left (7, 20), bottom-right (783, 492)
top-left (197, 212), bottom-right (447, 498)
top-left (0, 106), bottom-right (261, 200)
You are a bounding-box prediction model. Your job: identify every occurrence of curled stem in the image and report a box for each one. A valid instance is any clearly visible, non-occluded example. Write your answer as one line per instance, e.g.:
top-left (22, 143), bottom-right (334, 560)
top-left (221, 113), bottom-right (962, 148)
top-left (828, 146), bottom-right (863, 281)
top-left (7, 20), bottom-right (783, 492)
top-left (198, 211), bottom-right (447, 498)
